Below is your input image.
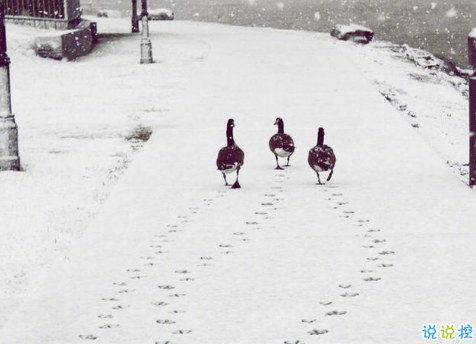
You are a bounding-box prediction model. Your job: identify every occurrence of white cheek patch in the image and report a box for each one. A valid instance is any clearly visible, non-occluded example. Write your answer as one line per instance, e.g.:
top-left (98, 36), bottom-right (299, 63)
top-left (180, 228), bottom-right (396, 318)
top-left (313, 164), bottom-right (325, 172)
top-left (274, 148), bottom-right (293, 158)
top-left (222, 164), bottom-right (238, 174)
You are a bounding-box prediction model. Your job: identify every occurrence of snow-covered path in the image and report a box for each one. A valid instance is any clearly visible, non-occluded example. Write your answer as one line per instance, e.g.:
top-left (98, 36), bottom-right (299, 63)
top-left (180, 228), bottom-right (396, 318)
top-left (1, 20), bottom-right (475, 343)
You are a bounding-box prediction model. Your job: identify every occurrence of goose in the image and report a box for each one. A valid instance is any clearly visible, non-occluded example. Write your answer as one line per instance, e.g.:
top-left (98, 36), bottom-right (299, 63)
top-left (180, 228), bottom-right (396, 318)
top-left (269, 117), bottom-right (295, 169)
top-left (308, 127), bottom-right (336, 184)
top-left (216, 119), bottom-right (245, 188)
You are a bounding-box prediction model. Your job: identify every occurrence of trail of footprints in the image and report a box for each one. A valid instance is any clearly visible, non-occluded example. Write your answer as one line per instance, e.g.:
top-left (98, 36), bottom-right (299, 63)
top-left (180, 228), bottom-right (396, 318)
top-left (289, 185), bottom-right (396, 342)
top-left (79, 172), bottom-right (291, 342)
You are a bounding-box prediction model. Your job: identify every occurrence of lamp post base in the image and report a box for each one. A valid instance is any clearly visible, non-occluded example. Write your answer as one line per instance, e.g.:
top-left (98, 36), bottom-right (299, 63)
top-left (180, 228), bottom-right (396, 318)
top-left (0, 115), bottom-right (20, 171)
top-left (140, 38), bottom-right (153, 64)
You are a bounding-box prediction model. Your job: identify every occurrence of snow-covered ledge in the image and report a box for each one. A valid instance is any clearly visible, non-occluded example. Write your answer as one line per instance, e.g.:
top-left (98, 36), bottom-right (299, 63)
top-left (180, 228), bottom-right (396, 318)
top-left (33, 19), bottom-right (97, 61)
top-left (330, 24), bottom-right (374, 44)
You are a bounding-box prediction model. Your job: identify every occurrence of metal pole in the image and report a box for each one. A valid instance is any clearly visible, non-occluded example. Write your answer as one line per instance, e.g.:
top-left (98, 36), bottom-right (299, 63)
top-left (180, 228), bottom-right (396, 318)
top-left (0, 0), bottom-right (20, 171)
top-left (469, 33), bottom-right (476, 69)
top-left (469, 77), bottom-right (476, 187)
top-left (139, 0), bottom-right (152, 64)
top-left (131, 0), bottom-right (139, 33)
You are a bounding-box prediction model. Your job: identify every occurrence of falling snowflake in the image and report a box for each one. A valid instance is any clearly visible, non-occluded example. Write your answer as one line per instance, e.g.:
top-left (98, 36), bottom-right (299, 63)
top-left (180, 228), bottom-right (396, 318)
top-left (245, 0), bottom-right (256, 6)
top-left (314, 12), bottom-right (321, 21)
top-left (277, 2), bottom-right (284, 10)
top-left (431, 2), bottom-right (437, 10)
top-left (446, 7), bottom-right (458, 18)
top-left (377, 13), bottom-right (386, 22)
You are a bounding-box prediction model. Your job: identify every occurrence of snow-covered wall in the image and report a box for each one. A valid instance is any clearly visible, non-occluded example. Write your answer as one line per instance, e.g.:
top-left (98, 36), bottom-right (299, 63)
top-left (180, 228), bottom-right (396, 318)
top-left (34, 20), bottom-right (96, 60)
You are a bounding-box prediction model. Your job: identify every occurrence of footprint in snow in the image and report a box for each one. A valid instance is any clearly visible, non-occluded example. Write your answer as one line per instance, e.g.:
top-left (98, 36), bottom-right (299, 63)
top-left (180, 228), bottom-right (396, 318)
top-left (118, 289), bottom-right (135, 294)
top-left (180, 277), bottom-right (195, 281)
top-left (102, 298), bottom-right (119, 302)
top-left (168, 293), bottom-right (186, 298)
top-left (175, 270), bottom-right (191, 274)
top-left (219, 244), bottom-right (233, 248)
top-left (155, 341), bottom-right (176, 344)
top-left (284, 341), bottom-right (303, 344)
top-left (377, 263), bottom-right (394, 268)
top-left (261, 202), bottom-right (274, 206)
top-left (169, 310), bottom-right (186, 314)
top-left (98, 315), bottom-right (114, 319)
top-left (130, 275), bottom-right (147, 279)
top-left (373, 239), bottom-right (387, 244)
top-left (361, 269), bottom-right (374, 273)
top-left (319, 301), bottom-right (333, 306)
top-left (233, 232), bottom-right (245, 236)
top-left (308, 329), bottom-right (329, 336)
top-left (325, 310), bottom-right (347, 316)
top-left (113, 282), bottom-right (127, 287)
top-left (98, 324), bottom-right (120, 329)
top-left (338, 284), bottom-right (352, 289)
top-left (172, 330), bottom-right (192, 335)
top-left (367, 257), bottom-right (379, 261)
top-left (156, 319), bottom-right (176, 325)
top-left (152, 301), bottom-right (169, 307)
top-left (79, 334), bottom-right (98, 340)
top-left (222, 251), bottom-right (234, 255)
top-left (255, 211), bottom-right (268, 215)
top-left (301, 319), bottom-right (317, 324)
top-left (340, 292), bottom-right (359, 298)
top-left (158, 285), bottom-right (175, 290)
top-left (246, 221), bottom-right (259, 225)
top-left (368, 229), bottom-right (381, 233)
top-left (363, 277), bottom-right (381, 282)
top-left (379, 251), bottom-right (395, 255)
top-left (112, 305), bottom-right (130, 310)
top-left (200, 256), bottom-right (214, 260)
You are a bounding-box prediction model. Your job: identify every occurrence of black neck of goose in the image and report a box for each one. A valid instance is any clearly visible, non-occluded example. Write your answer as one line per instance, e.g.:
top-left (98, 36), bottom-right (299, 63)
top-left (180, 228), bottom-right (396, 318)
top-left (227, 126), bottom-right (235, 146)
top-left (317, 128), bottom-right (325, 146)
top-left (277, 121), bottom-right (284, 134)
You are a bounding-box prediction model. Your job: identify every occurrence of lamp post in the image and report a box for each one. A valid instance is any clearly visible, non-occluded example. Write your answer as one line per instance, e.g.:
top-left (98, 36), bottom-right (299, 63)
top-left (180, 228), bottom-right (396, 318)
top-left (0, 1), bottom-right (20, 171)
top-left (131, 0), bottom-right (139, 33)
top-left (140, 0), bottom-right (153, 64)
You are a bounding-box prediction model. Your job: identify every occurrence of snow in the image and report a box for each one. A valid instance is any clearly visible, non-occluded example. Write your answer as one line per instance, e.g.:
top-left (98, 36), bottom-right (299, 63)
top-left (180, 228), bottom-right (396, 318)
top-left (0, 17), bottom-right (475, 343)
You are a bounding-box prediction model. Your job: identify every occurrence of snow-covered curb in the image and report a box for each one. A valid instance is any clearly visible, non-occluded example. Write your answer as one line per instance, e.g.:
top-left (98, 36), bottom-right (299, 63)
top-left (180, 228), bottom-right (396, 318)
top-left (332, 37), bottom-right (472, 184)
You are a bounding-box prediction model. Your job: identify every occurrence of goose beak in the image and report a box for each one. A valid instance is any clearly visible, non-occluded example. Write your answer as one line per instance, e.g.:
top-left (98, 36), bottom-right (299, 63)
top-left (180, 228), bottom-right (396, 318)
top-left (273, 119), bottom-right (278, 125)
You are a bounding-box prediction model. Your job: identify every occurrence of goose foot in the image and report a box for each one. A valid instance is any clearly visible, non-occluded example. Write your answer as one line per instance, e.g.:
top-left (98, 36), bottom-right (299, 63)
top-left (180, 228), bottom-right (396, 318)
top-left (231, 181), bottom-right (241, 189)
